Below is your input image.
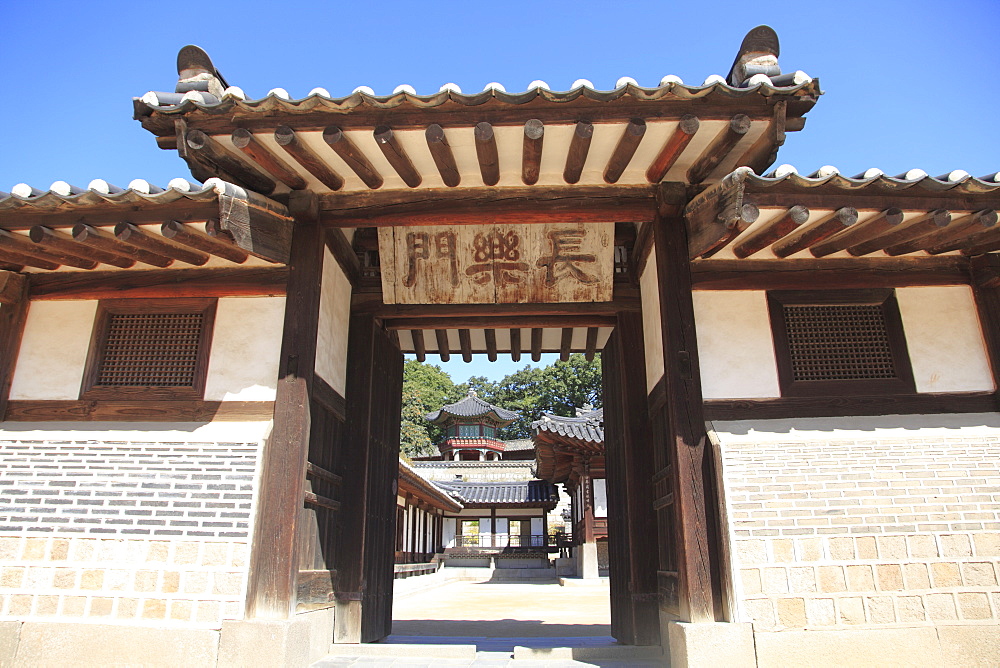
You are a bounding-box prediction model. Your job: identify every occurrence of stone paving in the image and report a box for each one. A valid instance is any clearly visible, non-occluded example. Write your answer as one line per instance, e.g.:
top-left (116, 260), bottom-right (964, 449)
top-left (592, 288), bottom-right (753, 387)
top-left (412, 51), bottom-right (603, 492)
top-left (312, 580), bottom-right (666, 667)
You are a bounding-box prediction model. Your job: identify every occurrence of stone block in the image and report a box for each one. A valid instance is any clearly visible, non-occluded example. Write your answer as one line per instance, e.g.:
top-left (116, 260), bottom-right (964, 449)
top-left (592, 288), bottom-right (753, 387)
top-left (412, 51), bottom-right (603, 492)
top-left (49, 540), bottom-right (69, 561)
top-left (828, 537), bottom-right (855, 560)
top-left (897, 595), bottom-right (926, 622)
top-left (856, 536), bottom-right (877, 559)
top-left (876, 535), bottom-right (907, 559)
top-left (736, 539), bottom-right (767, 565)
top-left (903, 563), bottom-right (930, 589)
top-left (0, 568), bottom-right (23, 589)
top-left (667, 621), bottom-right (755, 668)
top-left (866, 595), bottom-right (895, 624)
top-left (788, 567), bottom-right (817, 593)
top-left (805, 598), bottom-right (836, 626)
top-left (907, 534), bottom-right (939, 558)
top-left (0, 621), bottom-right (20, 667)
top-left (0, 538), bottom-right (20, 562)
top-left (218, 607), bottom-right (334, 668)
top-left (875, 564), bottom-right (903, 591)
top-left (817, 566), bottom-right (846, 592)
top-left (958, 592), bottom-right (993, 620)
top-left (761, 567), bottom-right (788, 594)
top-left (973, 532), bottom-right (1000, 557)
top-left (754, 627), bottom-right (944, 668)
top-left (937, 624), bottom-right (1000, 667)
top-left (777, 598), bottom-right (807, 628)
top-left (838, 597), bottom-right (866, 625)
top-left (941, 534), bottom-right (973, 557)
top-left (845, 565), bottom-right (874, 591)
top-left (771, 539), bottom-right (794, 562)
top-left (21, 539), bottom-right (45, 561)
top-left (743, 598), bottom-right (776, 629)
top-left (926, 593), bottom-right (958, 620)
top-left (961, 562), bottom-right (997, 586)
top-left (741, 569), bottom-right (761, 595)
top-left (931, 562), bottom-right (962, 587)
top-left (796, 537), bottom-right (823, 561)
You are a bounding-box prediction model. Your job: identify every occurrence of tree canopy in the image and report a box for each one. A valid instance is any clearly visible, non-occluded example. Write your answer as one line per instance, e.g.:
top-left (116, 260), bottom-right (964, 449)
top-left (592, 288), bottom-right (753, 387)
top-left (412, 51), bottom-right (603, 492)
top-left (398, 354), bottom-right (602, 457)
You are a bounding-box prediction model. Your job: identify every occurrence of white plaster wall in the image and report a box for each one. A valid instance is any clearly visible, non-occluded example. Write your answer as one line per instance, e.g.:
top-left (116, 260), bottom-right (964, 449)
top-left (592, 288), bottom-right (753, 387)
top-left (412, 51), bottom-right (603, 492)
top-left (443, 517), bottom-right (456, 548)
top-left (693, 291), bottom-right (781, 399)
top-left (593, 478), bottom-right (608, 518)
top-left (10, 301), bottom-right (97, 400)
top-left (204, 297), bottom-right (285, 401)
top-left (639, 248), bottom-right (664, 393)
top-left (897, 286), bottom-right (995, 393)
top-left (315, 248), bottom-right (352, 396)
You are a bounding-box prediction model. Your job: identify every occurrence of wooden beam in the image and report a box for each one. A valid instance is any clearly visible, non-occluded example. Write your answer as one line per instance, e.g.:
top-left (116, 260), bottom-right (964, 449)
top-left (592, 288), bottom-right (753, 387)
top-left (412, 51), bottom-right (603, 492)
top-left (646, 115), bottom-right (699, 183)
top-left (231, 128), bottom-right (308, 190)
top-left (324, 228), bottom-right (361, 288)
top-left (564, 121), bottom-right (594, 184)
top-left (484, 329), bottom-right (498, 362)
top-left (357, 299), bottom-right (638, 319)
top-left (0, 229), bottom-right (95, 270)
top-left (71, 224), bottom-right (172, 267)
top-left (962, 230), bottom-right (1000, 257)
top-left (425, 124), bottom-right (460, 187)
top-left (384, 315), bottom-right (617, 330)
top-left (323, 126), bottom-right (384, 189)
top-left (5, 400), bottom-right (275, 422)
top-left (771, 207), bottom-right (858, 258)
top-left (585, 327), bottom-right (599, 361)
top-left (185, 129), bottom-right (276, 194)
top-left (604, 119), bottom-right (646, 184)
top-left (0, 272), bottom-right (27, 420)
top-left (274, 125), bottom-right (344, 191)
top-left (374, 126), bottom-right (421, 188)
top-left (161, 220), bottom-right (249, 263)
top-left (559, 327), bottom-right (573, 361)
top-left (732, 206), bottom-right (809, 258)
top-left (28, 226), bottom-right (135, 268)
top-left (970, 255), bottom-right (1000, 407)
top-left (809, 208), bottom-right (904, 258)
top-left (734, 100), bottom-right (786, 176)
top-left (929, 210), bottom-right (1000, 254)
top-left (684, 169), bottom-right (757, 258)
top-left (521, 119), bottom-right (544, 186)
top-left (114, 222), bottom-right (210, 266)
top-left (458, 328), bottom-right (473, 362)
top-left (686, 114), bottom-right (751, 185)
top-left (885, 210), bottom-right (997, 256)
top-left (474, 122), bottom-right (500, 186)
top-left (30, 267), bottom-right (287, 300)
top-left (411, 329), bottom-right (426, 362)
top-left (319, 184), bottom-right (657, 227)
top-left (847, 209), bottom-right (951, 256)
top-left (531, 327), bottom-right (542, 362)
top-left (703, 392), bottom-right (998, 421)
top-left (510, 328), bottom-right (521, 362)
top-left (435, 329), bottom-right (451, 361)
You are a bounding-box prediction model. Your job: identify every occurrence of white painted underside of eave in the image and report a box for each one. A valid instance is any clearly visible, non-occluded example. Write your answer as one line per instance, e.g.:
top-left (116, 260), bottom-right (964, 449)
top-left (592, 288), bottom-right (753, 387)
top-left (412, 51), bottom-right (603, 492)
top-left (396, 326), bottom-right (613, 355)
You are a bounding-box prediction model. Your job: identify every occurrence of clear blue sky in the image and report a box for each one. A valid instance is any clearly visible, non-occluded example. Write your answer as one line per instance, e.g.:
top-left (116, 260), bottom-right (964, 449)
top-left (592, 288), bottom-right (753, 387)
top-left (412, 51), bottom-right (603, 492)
top-left (2, 1), bottom-right (997, 381)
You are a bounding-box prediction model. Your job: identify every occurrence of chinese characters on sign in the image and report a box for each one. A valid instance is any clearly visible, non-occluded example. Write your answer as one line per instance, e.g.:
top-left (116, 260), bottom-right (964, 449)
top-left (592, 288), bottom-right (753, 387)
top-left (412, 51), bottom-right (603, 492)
top-left (379, 223), bottom-right (613, 304)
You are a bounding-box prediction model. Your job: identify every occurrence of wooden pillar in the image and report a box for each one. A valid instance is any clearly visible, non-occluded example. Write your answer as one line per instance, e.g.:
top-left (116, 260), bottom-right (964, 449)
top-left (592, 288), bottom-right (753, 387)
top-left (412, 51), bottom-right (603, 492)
top-left (245, 192), bottom-right (324, 619)
top-left (0, 272), bottom-right (29, 421)
top-left (970, 254), bottom-right (1000, 409)
top-left (651, 211), bottom-right (717, 623)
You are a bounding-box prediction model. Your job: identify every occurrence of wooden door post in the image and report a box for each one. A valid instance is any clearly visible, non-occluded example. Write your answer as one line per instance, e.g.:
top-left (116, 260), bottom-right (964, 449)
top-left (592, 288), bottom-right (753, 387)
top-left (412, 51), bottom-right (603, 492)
top-left (970, 254), bottom-right (1000, 409)
top-left (245, 191), bottom-right (325, 619)
top-left (0, 271), bottom-right (29, 421)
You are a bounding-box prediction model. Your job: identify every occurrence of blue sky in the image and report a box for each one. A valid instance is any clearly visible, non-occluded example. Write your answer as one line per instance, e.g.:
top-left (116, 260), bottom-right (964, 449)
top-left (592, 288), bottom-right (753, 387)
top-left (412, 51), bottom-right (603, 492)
top-left (2, 1), bottom-right (997, 381)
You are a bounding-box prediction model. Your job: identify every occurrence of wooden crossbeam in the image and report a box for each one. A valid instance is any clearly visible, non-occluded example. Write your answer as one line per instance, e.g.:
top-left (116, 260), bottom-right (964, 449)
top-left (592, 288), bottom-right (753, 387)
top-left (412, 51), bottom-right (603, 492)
top-left (531, 328), bottom-right (543, 362)
top-left (646, 115), bottom-right (699, 183)
top-left (510, 328), bottom-right (521, 362)
top-left (585, 327), bottom-right (599, 361)
top-left (686, 114), bottom-right (751, 185)
top-left (474, 122), bottom-right (500, 186)
top-left (604, 119), bottom-right (646, 184)
top-left (0, 272), bottom-right (28, 420)
top-left (435, 329), bottom-right (451, 361)
top-left (411, 329), bottom-right (426, 362)
top-left (0, 271), bottom-right (26, 306)
top-left (73, 224), bottom-right (172, 267)
top-left (185, 129), bottom-right (276, 194)
top-left (522, 119), bottom-right (544, 186)
top-left (458, 328), bottom-right (473, 362)
top-left (0, 229), bottom-right (95, 269)
top-left (559, 327), bottom-right (573, 361)
top-left (732, 205), bottom-right (809, 258)
top-left (771, 207), bottom-right (858, 258)
top-left (231, 128), bottom-right (307, 190)
top-left (323, 228), bottom-right (361, 287)
top-left (324, 127), bottom-right (384, 189)
top-left (161, 220), bottom-right (249, 263)
top-left (384, 315), bottom-right (616, 330)
top-left (361, 300), bottom-right (637, 319)
top-left (885, 210), bottom-right (997, 256)
top-left (374, 126), bottom-right (421, 188)
top-left (114, 223), bottom-right (210, 266)
top-left (275, 125), bottom-right (344, 190)
top-left (564, 121), bottom-right (594, 184)
top-left (809, 208), bottom-right (904, 258)
top-left (847, 209), bottom-right (951, 257)
top-left (29, 226), bottom-right (134, 268)
top-left (425, 124), bottom-right (460, 187)
top-left (485, 329), bottom-right (498, 362)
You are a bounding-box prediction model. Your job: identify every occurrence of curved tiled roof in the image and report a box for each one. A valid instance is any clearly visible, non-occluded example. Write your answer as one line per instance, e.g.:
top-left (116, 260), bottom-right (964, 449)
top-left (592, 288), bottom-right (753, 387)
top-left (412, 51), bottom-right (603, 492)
top-left (435, 480), bottom-right (558, 506)
top-left (425, 391), bottom-right (519, 425)
top-left (754, 165), bottom-right (1000, 195)
top-left (532, 408), bottom-right (605, 445)
top-left (0, 178), bottom-right (222, 211)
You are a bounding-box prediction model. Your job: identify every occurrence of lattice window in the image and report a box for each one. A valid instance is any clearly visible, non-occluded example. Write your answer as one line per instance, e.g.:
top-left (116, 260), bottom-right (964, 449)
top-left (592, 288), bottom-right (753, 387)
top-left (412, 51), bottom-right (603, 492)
top-left (768, 290), bottom-right (914, 397)
top-left (82, 299), bottom-right (216, 399)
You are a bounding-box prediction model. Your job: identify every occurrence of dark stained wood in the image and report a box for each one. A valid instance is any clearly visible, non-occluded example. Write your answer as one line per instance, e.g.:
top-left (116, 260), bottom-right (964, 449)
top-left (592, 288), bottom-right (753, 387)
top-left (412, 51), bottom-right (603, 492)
top-left (320, 184), bottom-right (657, 227)
top-left (691, 257), bottom-right (970, 290)
top-left (684, 171), bottom-right (757, 259)
top-left (458, 328), bottom-right (473, 362)
top-left (0, 229), bottom-right (96, 270)
top-left (521, 119), bottom-right (544, 186)
top-left (185, 129), bottom-right (276, 194)
top-left (686, 114), bottom-right (751, 185)
top-left (324, 228), bottom-right (361, 288)
top-left (473, 122), bottom-right (501, 186)
top-left (307, 461), bottom-right (343, 487)
top-left (358, 299), bottom-right (638, 319)
top-left (885, 209), bottom-right (997, 256)
top-left (0, 247), bottom-right (57, 271)
top-left (374, 126), bottom-right (421, 188)
top-left (970, 254), bottom-right (1000, 407)
top-left (274, 125), bottom-right (344, 191)
top-left (29, 226), bottom-right (135, 268)
top-left (847, 209), bottom-right (951, 257)
top-left (646, 115), bottom-right (699, 183)
top-left (631, 220), bottom-right (655, 280)
top-left (510, 328), bottom-right (521, 362)
top-left (584, 327), bottom-right (599, 361)
top-left (961, 229), bottom-right (1000, 257)
top-left (245, 200), bottom-right (325, 620)
top-left (604, 119), bottom-right (646, 184)
top-left (323, 126), bottom-right (384, 189)
top-left (703, 392), bottom-right (998, 421)
top-left (435, 329), bottom-right (451, 361)
top-left (563, 121), bottom-right (594, 184)
top-left (5, 400), bottom-right (274, 422)
top-left (231, 128), bottom-right (308, 190)
top-left (484, 329), bottom-right (498, 362)
top-left (29, 266), bottom-right (287, 300)
top-left (384, 315), bottom-right (616, 330)
top-left (73, 224), bottom-right (173, 267)
top-left (304, 491), bottom-right (341, 511)
top-left (114, 222), bottom-right (210, 266)
top-left (809, 208), bottom-right (904, 258)
top-left (425, 124), bottom-right (461, 187)
top-left (559, 327), bottom-right (573, 361)
top-left (411, 329), bottom-right (426, 362)
top-left (311, 374), bottom-right (347, 421)
top-left (0, 274), bottom-right (28, 420)
top-left (732, 205), bottom-right (809, 258)
top-left (771, 207), bottom-right (858, 258)
top-left (211, 194), bottom-right (295, 265)
top-left (161, 220), bottom-right (249, 263)
top-left (734, 100), bottom-right (787, 176)
top-left (531, 327), bottom-right (542, 362)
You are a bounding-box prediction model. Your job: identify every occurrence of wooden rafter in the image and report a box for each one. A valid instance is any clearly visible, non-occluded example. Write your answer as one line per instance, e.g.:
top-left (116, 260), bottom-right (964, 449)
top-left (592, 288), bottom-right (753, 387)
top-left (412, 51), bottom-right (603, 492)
top-left (231, 128), bottom-right (307, 190)
top-left (0, 230), bottom-right (94, 269)
top-left (29, 226), bottom-right (134, 268)
top-left (559, 327), bottom-right (573, 361)
top-left (847, 209), bottom-right (950, 257)
top-left (185, 129), bottom-right (276, 194)
top-left (531, 327), bottom-right (543, 362)
top-left (115, 222), bottom-right (210, 266)
top-left (604, 119), bottom-right (646, 184)
top-left (275, 125), bottom-right (344, 190)
top-left (484, 329), bottom-right (498, 362)
top-left (885, 210), bottom-right (996, 256)
top-left (521, 119), bottom-right (544, 186)
top-left (411, 329), bottom-right (426, 362)
top-left (73, 224), bottom-right (173, 267)
top-left (809, 208), bottom-right (904, 258)
top-left (324, 127), bottom-right (384, 189)
top-left (458, 328), bottom-right (473, 362)
top-left (161, 220), bottom-right (249, 263)
top-left (435, 329), bottom-right (451, 361)
top-left (732, 205), bottom-right (809, 258)
top-left (510, 328), bottom-right (521, 362)
top-left (564, 121), bottom-right (594, 184)
top-left (646, 115), bottom-right (699, 183)
top-left (474, 122), bottom-right (500, 186)
top-left (585, 327), bottom-right (599, 361)
top-left (772, 207), bottom-right (858, 258)
top-left (425, 124), bottom-right (460, 187)
top-left (686, 114), bottom-right (750, 185)
top-left (374, 126), bottom-right (421, 188)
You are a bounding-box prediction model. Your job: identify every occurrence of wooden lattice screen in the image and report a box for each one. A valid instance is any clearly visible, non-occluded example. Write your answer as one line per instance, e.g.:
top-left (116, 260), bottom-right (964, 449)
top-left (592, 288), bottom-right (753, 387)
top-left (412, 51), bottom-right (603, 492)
top-left (97, 312), bottom-right (205, 387)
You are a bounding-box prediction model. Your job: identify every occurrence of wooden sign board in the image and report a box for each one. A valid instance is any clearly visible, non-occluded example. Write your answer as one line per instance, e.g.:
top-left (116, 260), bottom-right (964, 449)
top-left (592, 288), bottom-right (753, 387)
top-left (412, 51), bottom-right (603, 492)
top-left (379, 223), bottom-right (614, 304)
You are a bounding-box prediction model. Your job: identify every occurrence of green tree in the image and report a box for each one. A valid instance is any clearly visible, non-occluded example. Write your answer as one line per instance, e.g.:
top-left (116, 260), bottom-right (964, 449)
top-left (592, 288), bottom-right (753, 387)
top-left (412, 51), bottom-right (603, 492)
top-left (399, 359), bottom-right (463, 458)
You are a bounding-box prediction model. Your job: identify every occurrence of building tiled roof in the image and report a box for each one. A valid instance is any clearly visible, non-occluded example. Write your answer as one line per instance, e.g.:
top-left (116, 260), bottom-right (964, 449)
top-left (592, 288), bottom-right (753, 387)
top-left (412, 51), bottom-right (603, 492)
top-left (0, 178), bottom-right (227, 211)
top-left (435, 480), bottom-right (558, 506)
top-left (532, 408), bottom-right (604, 445)
top-left (755, 165), bottom-right (1000, 194)
top-left (425, 391), bottom-right (519, 424)
top-left (502, 439), bottom-right (535, 452)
